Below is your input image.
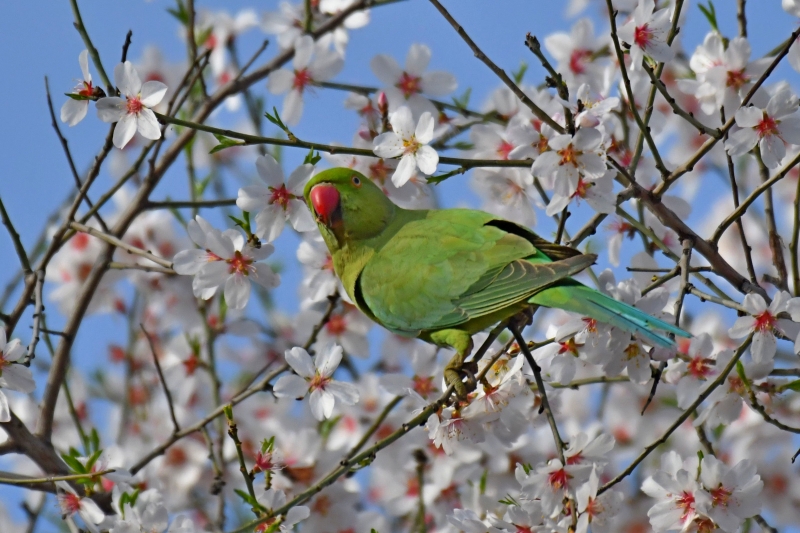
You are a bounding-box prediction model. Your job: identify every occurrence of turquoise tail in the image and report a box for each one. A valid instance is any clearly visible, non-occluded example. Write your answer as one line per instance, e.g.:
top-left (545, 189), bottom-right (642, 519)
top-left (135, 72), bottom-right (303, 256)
top-left (530, 282), bottom-right (690, 348)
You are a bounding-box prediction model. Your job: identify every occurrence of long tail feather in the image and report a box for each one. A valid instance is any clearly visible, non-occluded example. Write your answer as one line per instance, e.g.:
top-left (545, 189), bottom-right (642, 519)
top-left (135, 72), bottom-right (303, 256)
top-left (530, 284), bottom-right (690, 347)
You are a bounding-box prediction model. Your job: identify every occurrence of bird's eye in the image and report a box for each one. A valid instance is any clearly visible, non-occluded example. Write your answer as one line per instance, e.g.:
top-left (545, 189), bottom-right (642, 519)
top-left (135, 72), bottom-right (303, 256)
top-left (351, 175), bottom-right (362, 187)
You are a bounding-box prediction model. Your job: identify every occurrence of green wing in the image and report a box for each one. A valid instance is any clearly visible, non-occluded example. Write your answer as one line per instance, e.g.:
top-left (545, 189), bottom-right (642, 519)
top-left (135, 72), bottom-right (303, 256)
top-left (357, 209), bottom-right (594, 334)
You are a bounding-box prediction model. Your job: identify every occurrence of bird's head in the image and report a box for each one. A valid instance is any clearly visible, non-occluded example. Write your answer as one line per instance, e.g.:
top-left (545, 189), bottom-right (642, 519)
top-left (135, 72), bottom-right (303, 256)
top-left (304, 168), bottom-right (396, 245)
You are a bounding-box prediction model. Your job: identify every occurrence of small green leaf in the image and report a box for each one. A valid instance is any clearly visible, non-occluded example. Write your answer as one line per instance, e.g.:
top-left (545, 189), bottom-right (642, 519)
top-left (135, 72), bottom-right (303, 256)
top-left (261, 436), bottom-right (276, 454)
top-left (210, 133), bottom-right (246, 155)
top-left (451, 87), bottom-right (472, 109)
top-left (195, 174), bottom-right (213, 197)
top-left (780, 379), bottom-right (800, 393)
top-left (167, 0), bottom-right (189, 25)
top-left (303, 148), bottom-right (322, 166)
top-left (452, 141), bottom-right (474, 151)
top-left (512, 62), bottom-right (528, 85)
top-left (84, 449), bottom-right (104, 472)
top-left (479, 468), bottom-right (488, 495)
top-left (64, 93), bottom-right (91, 101)
top-left (265, 107), bottom-right (287, 131)
top-left (195, 26), bottom-right (213, 48)
top-left (233, 488), bottom-right (260, 509)
top-left (89, 428), bottom-right (100, 453)
top-left (319, 415), bottom-right (342, 440)
top-left (698, 1), bottom-right (719, 33)
top-left (60, 453), bottom-right (87, 474)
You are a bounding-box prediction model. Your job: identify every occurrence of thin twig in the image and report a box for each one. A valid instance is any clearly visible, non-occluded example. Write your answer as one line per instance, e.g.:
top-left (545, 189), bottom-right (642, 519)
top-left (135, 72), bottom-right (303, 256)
top-left (657, 24), bottom-right (800, 195)
top-left (140, 325), bottom-right (180, 434)
top-left (720, 109), bottom-right (757, 283)
top-left (756, 149), bottom-right (788, 291)
top-left (155, 112), bottom-right (531, 170)
top-left (69, 221), bottom-right (173, 269)
top-left (0, 197), bottom-right (32, 274)
top-left (108, 262), bottom-right (176, 275)
top-left (69, 0), bottom-right (112, 92)
top-left (23, 270), bottom-right (45, 366)
top-left (145, 198), bottom-right (238, 210)
top-left (426, 0), bottom-right (564, 133)
top-left (224, 406), bottom-right (261, 514)
top-left (599, 337), bottom-right (752, 495)
top-left (509, 322), bottom-right (566, 457)
top-left (642, 238), bottom-right (692, 415)
top-left (228, 335), bottom-right (513, 533)
top-left (44, 77), bottom-right (108, 231)
top-left (120, 30), bottom-right (133, 62)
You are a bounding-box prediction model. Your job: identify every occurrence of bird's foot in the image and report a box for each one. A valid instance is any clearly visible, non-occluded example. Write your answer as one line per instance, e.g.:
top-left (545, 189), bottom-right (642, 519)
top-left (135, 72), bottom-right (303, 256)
top-left (444, 354), bottom-right (478, 399)
top-left (510, 306), bottom-right (536, 331)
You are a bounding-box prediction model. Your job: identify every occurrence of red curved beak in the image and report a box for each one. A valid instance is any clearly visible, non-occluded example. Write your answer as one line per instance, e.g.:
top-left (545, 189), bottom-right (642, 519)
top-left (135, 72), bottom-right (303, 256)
top-left (310, 183), bottom-right (340, 225)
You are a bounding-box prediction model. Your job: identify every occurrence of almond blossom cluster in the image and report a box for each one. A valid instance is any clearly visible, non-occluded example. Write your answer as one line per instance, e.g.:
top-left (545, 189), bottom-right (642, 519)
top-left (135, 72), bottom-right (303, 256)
top-left (6, 0), bottom-right (800, 532)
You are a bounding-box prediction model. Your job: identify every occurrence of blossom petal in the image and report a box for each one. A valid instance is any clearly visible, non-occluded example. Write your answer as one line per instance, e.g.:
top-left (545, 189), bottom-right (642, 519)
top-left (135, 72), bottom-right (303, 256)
top-left (95, 97), bottom-right (127, 123)
top-left (267, 69), bottom-right (295, 94)
top-left (392, 155), bottom-right (416, 187)
top-left (140, 81), bottom-right (168, 107)
top-left (224, 273), bottom-right (251, 310)
top-left (414, 112), bottom-right (435, 144)
top-left (282, 89), bottom-right (304, 126)
top-left (316, 344), bottom-right (343, 377)
top-left (172, 249), bottom-right (208, 275)
top-left (61, 99), bottom-right (88, 127)
top-left (372, 132), bottom-right (404, 158)
top-left (115, 61), bottom-right (142, 97)
top-left (254, 203), bottom-right (286, 242)
top-left (273, 374), bottom-right (309, 399)
top-left (309, 388), bottom-right (335, 420)
top-left (421, 71), bottom-right (457, 96)
top-left (113, 113), bottom-right (138, 149)
top-left (136, 109), bottom-right (162, 140)
top-left (0, 391), bottom-right (9, 423)
top-left (285, 347), bottom-right (315, 378)
top-left (370, 54), bottom-right (403, 86)
top-left (405, 43), bottom-right (431, 75)
top-left (327, 381), bottom-right (359, 405)
top-left (250, 263), bottom-right (280, 289)
top-left (415, 145), bottom-right (438, 175)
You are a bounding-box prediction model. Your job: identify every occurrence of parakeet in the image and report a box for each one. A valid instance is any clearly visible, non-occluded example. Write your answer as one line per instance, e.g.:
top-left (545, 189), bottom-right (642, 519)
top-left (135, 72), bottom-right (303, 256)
top-left (304, 168), bottom-right (689, 396)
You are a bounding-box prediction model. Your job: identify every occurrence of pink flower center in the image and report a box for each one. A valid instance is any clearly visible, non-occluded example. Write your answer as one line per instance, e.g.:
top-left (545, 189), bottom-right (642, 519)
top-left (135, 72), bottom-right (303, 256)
top-left (571, 177), bottom-right (591, 199)
top-left (182, 354), bottom-right (200, 376)
top-left (413, 375), bottom-right (436, 397)
top-left (126, 95), bottom-right (144, 115)
top-left (754, 310), bottom-right (776, 332)
top-left (687, 356), bottom-right (713, 379)
top-left (583, 317), bottom-right (598, 333)
top-left (676, 491), bottom-right (696, 523)
top-left (369, 160), bottom-right (391, 182)
top-left (726, 69), bottom-right (749, 90)
top-left (569, 49), bottom-right (592, 75)
top-left (59, 492), bottom-right (82, 515)
top-left (497, 140), bottom-right (515, 160)
top-left (558, 338), bottom-right (579, 356)
top-left (269, 184), bottom-right (295, 209)
top-left (227, 251), bottom-right (253, 275)
top-left (396, 72), bottom-right (422, 98)
top-left (78, 81), bottom-right (94, 97)
top-left (710, 485), bottom-right (732, 507)
top-left (325, 314), bottom-right (347, 335)
top-left (755, 115), bottom-right (779, 139)
top-left (548, 467), bottom-right (570, 489)
top-left (402, 136), bottom-right (421, 156)
top-left (633, 23), bottom-right (654, 49)
top-left (624, 343), bottom-right (641, 360)
top-left (309, 372), bottom-right (332, 391)
top-left (558, 144), bottom-right (580, 167)
top-left (293, 68), bottom-right (312, 92)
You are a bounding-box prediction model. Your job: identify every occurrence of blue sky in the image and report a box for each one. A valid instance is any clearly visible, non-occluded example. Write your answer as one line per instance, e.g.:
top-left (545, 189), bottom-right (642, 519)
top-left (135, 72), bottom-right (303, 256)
top-left (1, 0), bottom-right (798, 529)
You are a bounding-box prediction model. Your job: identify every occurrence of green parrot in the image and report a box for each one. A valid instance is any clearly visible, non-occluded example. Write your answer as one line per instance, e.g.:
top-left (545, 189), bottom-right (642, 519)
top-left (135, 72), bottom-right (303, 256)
top-left (303, 168), bottom-right (689, 397)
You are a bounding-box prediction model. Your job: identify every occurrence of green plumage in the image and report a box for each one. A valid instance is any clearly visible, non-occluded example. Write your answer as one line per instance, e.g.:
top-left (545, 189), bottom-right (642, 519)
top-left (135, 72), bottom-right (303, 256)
top-left (304, 168), bottom-right (689, 394)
